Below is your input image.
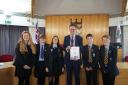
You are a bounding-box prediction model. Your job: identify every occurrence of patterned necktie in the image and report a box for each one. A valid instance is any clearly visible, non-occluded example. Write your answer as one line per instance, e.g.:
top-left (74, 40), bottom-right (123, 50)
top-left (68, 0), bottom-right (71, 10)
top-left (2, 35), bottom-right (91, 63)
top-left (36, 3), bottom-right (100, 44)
top-left (88, 46), bottom-right (93, 63)
top-left (104, 48), bottom-right (108, 65)
top-left (41, 45), bottom-right (44, 59)
top-left (70, 35), bottom-right (74, 46)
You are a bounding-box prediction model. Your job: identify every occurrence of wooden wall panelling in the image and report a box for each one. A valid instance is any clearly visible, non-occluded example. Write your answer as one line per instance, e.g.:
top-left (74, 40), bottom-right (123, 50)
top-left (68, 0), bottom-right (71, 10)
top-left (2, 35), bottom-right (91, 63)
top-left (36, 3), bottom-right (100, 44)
top-left (46, 15), bottom-right (109, 46)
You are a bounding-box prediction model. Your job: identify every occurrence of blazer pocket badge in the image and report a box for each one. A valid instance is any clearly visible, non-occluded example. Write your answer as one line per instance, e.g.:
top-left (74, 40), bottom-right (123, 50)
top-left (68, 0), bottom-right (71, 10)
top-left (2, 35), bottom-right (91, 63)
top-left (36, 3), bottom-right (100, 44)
top-left (93, 53), bottom-right (95, 57)
top-left (51, 49), bottom-right (53, 52)
top-left (109, 57), bottom-right (112, 61)
top-left (58, 49), bottom-right (60, 52)
top-left (108, 50), bottom-right (111, 54)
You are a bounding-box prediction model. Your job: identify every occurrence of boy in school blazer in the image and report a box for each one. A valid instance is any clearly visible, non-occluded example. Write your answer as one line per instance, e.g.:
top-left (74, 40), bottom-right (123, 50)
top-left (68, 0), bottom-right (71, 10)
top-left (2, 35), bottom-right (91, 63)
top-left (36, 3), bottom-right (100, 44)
top-left (99, 35), bottom-right (119, 85)
top-left (34, 34), bottom-right (49, 85)
top-left (82, 34), bottom-right (99, 85)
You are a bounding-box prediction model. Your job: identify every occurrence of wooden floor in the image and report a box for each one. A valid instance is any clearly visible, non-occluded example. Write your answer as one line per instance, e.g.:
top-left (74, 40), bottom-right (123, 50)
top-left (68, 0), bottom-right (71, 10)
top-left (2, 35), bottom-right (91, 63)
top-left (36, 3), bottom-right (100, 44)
top-left (0, 62), bottom-right (128, 85)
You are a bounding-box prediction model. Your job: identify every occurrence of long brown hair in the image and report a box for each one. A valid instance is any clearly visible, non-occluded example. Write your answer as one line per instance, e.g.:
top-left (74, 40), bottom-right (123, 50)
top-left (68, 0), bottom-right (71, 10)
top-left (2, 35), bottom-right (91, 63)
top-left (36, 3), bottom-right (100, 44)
top-left (51, 35), bottom-right (60, 46)
top-left (18, 31), bottom-right (36, 54)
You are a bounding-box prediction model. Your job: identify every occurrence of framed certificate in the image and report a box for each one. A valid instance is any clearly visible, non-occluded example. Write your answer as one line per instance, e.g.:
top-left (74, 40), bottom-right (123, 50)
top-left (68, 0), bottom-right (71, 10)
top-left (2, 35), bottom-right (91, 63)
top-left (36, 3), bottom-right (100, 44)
top-left (70, 46), bottom-right (80, 60)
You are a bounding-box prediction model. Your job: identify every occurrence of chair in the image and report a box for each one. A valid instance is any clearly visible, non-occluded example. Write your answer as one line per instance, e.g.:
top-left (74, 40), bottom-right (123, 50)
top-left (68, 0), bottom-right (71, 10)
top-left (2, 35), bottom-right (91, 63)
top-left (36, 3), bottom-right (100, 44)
top-left (125, 56), bottom-right (128, 62)
top-left (0, 54), bottom-right (14, 62)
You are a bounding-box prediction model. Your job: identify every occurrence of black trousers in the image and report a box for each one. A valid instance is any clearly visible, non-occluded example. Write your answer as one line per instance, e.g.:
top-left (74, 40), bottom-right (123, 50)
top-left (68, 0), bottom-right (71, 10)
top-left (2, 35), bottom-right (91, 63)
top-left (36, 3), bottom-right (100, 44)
top-left (86, 70), bottom-right (98, 85)
top-left (66, 61), bottom-right (80, 85)
top-left (102, 73), bottom-right (115, 85)
top-left (37, 76), bottom-right (45, 85)
top-left (49, 76), bottom-right (59, 85)
top-left (35, 61), bottom-right (46, 85)
top-left (18, 76), bottom-right (30, 85)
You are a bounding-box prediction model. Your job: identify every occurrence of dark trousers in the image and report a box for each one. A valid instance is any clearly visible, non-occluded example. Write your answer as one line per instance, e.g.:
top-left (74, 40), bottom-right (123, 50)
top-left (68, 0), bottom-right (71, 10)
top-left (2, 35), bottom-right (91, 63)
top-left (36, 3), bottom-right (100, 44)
top-left (102, 73), bottom-right (115, 85)
top-left (66, 61), bottom-right (80, 85)
top-left (49, 76), bottom-right (59, 85)
top-left (86, 70), bottom-right (98, 85)
top-left (35, 61), bottom-right (46, 85)
top-left (18, 76), bottom-right (30, 85)
top-left (37, 76), bottom-right (45, 85)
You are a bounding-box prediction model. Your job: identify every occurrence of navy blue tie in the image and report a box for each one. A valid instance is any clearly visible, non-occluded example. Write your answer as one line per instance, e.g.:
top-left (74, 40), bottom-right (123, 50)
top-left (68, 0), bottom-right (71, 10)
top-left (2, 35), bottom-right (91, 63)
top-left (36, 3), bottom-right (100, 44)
top-left (41, 45), bottom-right (44, 59)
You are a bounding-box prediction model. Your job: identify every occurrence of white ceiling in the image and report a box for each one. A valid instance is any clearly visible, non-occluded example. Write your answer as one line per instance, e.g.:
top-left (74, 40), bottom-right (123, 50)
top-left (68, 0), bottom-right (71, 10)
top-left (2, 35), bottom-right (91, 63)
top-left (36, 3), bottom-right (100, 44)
top-left (0, 0), bottom-right (31, 14)
top-left (35, 0), bottom-right (121, 17)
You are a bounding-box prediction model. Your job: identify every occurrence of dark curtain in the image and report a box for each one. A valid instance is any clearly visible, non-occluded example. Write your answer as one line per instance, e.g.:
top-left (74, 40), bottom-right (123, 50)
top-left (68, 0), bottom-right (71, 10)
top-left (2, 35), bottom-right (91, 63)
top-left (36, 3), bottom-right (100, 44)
top-left (0, 25), bottom-right (28, 56)
top-left (109, 26), bottom-right (123, 48)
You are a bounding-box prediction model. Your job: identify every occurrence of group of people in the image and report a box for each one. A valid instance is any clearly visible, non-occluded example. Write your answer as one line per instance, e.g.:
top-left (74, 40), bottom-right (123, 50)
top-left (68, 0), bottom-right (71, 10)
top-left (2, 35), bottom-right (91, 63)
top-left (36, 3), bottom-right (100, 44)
top-left (13, 24), bottom-right (119, 85)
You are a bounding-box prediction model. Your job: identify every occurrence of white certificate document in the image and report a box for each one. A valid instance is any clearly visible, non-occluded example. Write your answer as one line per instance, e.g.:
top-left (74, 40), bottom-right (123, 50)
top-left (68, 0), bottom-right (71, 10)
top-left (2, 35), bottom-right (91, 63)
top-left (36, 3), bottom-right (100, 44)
top-left (70, 47), bottom-right (80, 60)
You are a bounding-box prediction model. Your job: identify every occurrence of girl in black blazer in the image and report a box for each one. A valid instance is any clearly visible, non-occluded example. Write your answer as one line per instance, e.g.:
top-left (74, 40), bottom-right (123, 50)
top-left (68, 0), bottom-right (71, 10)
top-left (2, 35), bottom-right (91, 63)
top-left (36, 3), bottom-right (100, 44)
top-left (46, 35), bottom-right (64, 85)
top-left (13, 31), bottom-right (36, 85)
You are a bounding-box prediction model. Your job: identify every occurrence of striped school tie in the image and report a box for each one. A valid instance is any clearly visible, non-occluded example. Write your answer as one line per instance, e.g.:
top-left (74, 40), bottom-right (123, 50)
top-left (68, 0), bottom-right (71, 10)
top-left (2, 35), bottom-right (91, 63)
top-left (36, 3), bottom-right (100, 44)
top-left (104, 48), bottom-right (108, 65)
top-left (88, 46), bottom-right (93, 63)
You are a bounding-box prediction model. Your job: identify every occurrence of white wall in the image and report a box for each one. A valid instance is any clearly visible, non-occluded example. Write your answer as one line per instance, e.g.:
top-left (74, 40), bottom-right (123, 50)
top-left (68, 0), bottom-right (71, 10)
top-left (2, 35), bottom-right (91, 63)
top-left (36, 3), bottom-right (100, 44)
top-left (0, 14), bottom-right (45, 27)
top-left (123, 26), bottom-right (128, 58)
top-left (109, 16), bottom-right (128, 26)
top-left (109, 16), bottom-right (128, 58)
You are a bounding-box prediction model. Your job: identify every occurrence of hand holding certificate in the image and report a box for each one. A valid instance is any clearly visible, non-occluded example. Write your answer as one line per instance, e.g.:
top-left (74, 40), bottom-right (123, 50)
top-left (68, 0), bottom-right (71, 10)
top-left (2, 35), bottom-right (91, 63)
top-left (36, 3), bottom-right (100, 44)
top-left (70, 46), bottom-right (80, 60)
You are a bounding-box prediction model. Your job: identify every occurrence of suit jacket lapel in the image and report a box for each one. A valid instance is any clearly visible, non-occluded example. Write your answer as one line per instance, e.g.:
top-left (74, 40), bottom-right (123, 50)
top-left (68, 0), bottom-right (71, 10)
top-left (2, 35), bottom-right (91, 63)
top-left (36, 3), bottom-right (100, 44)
top-left (68, 35), bottom-right (71, 46)
top-left (108, 46), bottom-right (112, 57)
top-left (91, 44), bottom-right (94, 53)
top-left (36, 44), bottom-right (40, 59)
top-left (102, 46), bottom-right (105, 59)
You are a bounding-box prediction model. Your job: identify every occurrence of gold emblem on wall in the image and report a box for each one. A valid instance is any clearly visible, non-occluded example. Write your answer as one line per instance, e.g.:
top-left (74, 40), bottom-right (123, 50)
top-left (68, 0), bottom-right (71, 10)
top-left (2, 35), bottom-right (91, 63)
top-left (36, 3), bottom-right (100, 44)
top-left (70, 18), bottom-right (82, 35)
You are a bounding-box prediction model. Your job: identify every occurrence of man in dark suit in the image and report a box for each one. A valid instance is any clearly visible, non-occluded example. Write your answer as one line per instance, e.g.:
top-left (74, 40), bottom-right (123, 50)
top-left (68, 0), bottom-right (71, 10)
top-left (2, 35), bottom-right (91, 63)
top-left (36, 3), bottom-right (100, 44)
top-left (82, 34), bottom-right (99, 85)
top-left (63, 24), bottom-right (83, 85)
top-left (99, 35), bottom-right (119, 85)
top-left (34, 34), bottom-right (49, 85)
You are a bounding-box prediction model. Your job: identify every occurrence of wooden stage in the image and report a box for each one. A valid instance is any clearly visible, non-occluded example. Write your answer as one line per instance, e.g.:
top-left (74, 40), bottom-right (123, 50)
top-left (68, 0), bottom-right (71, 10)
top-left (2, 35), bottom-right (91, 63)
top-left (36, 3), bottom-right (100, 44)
top-left (0, 62), bottom-right (128, 85)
